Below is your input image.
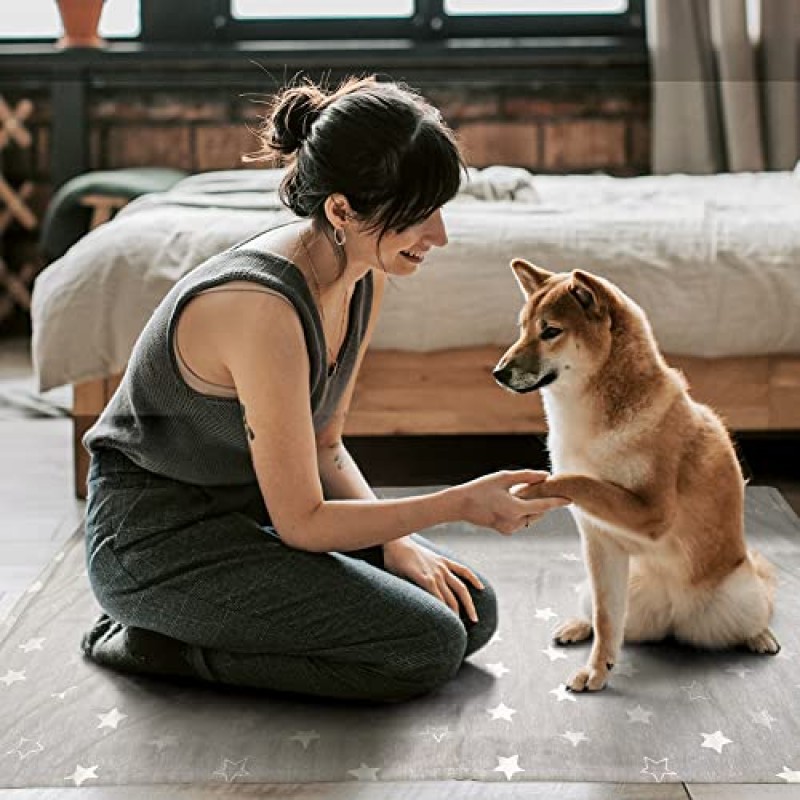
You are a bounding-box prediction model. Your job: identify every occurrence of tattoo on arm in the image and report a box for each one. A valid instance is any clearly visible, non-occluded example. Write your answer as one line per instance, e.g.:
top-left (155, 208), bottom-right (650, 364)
top-left (240, 404), bottom-right (255, 441)
top-left (333, 450), bottom-right (345, 471)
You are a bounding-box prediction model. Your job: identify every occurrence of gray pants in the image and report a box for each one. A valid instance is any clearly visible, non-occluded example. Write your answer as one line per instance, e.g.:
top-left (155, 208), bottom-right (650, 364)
top-left (84, 448), bottom-right (497, 703)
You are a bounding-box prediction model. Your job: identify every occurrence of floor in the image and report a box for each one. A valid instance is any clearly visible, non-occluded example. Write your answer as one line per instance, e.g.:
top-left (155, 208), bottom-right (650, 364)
top-left (1, 334), bottom-right (799, 799)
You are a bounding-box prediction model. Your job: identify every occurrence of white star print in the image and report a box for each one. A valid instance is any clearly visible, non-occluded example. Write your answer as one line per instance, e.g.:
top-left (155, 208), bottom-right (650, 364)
top-left (777, 766), bottom-right (800, 782)
top-left (542, 644), bottom-right (567, 662)
top-left (6, 737), bottom-right (44, 760)
top-left (18, 637), bottom-right (45, 653)
top-left (725, 666), bottom-right (752, 679)
top-left (419, 725), bottom-right (450, 743)
top-left (494, 754), bottom-right (524, 781)
top-left (487, 702), bottom-right (516, 722)
top-left (627, 705), bottom-right (654, 724)
top-left (348, 763), bottom-right (380, 781)
top-left (560, 730), bottom-right (589, 747)
top-left (550, 684), bottom-right (577, 703)
top-left (641, 757), bottom-right (678, 782)
top-left (534, 607), bottom-right (558, 621)
top-left (701, 731), bottom-right (732, 754)
top-left (290, 730), bottom-right (320, 749)
top-left (487, 631), bottom-right (503, 645)
top-left (97, 707), bottom-right (127, 730)
top-left (64, 764), bottom-right (98, 787)
top-left (749, 709), bottom-right (777, 730)
top-left (681, 681), bottom-right (710, 701)
top-left (213, 758), bottom-right (249, 782)
top-left (148, 734), bottom-right (180, 752)
top-left (0, 669), bottom-right (26, 687)
top-left (485, 662), bottom-right (510, 678)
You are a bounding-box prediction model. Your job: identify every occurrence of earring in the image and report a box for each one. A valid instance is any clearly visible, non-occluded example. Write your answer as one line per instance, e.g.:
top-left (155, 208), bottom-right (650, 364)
top-left (334, 227), bottom-right (346, 247)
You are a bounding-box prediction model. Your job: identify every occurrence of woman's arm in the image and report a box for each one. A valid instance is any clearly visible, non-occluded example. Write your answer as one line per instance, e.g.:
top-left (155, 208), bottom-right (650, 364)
top-left (217, 286), bottom-right (559, 554)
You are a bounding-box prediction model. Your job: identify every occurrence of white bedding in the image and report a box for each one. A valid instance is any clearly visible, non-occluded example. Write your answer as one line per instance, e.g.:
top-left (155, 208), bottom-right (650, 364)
top-left (31, 166), bottom-right (800, 392)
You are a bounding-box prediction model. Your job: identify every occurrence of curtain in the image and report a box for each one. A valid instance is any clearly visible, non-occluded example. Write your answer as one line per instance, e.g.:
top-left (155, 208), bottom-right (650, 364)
top-left (646, 0), bottom-right (800, 173)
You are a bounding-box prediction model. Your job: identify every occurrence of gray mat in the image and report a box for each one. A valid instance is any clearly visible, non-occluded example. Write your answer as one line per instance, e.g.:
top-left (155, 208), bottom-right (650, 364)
top-left (1, 487), bottom-right (799, 789)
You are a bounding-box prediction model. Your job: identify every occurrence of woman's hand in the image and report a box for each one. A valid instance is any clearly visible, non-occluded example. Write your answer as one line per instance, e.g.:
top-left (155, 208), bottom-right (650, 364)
top-left (450, 469), bottom-right (570, 535)
top-left (383, 538), bottom-right (484, 622)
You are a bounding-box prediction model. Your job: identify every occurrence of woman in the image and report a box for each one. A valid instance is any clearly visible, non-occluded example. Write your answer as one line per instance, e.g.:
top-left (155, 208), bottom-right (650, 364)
top-left (81, 76), bottom-right (566, 703)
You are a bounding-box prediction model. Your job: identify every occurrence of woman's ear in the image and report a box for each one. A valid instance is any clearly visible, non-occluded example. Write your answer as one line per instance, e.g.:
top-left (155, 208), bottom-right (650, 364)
top-left (324, 193), bottom-right (354, 231)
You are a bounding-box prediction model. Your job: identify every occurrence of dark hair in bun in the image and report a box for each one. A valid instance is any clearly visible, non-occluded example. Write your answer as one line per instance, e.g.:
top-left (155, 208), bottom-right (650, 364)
top-left (249, 75), bottom-right (466, 236)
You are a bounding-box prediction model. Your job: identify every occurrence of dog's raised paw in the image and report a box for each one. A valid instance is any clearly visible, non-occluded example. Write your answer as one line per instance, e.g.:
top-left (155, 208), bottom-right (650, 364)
top-left (567, 665), bottom-right (608, 692)
top-left (745, 628), bottom-right (781, 655)
top-left (554, 618), bottom-right (593, 645)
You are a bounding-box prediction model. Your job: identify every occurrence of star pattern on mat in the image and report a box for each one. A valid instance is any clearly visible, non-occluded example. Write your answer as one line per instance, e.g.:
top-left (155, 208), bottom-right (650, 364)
top-left (212, 758), bottom-right (249, 782)
top-left (0, 669), bottom-right (26, 686)
top-left (749, 709), bottom-right (777, 730)
top-left (701, 730), bottom-right (732, 754)
top-left (64, 764), bottom-right (98, 787)
top-left (641, 757), bottom-right (678, 782)
top-left (97, 707), bottom-right (127, 730)
top-left (18, 637), bottom-right (44, 652)
top-left (6, 737), bottom-right (43, 760)
top-left (534, 607), bottom-right (558, 621)
top-left (487, 702), bottom-right (516, 722)
top-left (348, 763), bottom-right (380, 781)
top-left (485, 662), bottom-right (510, 678)
top-left (681, 681), bottom-right (710, 701)
top-left (542, 644), bottom-right (567, 662)
top-left (627, 705), bottom-right (654, 724)
top-left (494, 754), bottom-right (524, 780)
top-left (777, 766), bottom-right (800, 782)
top-left (560, 730), bottom-right (589, 747)
top-left (290, 730), bottom-right (320, 749)
top-left (420, 725), bottom-right (450, 742)
top-left (550, 684), bottom-right (577, 703)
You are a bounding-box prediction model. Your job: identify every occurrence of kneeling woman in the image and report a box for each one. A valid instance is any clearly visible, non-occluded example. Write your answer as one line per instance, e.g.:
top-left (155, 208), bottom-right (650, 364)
top-left (82, 76), bottom-right (564, 703)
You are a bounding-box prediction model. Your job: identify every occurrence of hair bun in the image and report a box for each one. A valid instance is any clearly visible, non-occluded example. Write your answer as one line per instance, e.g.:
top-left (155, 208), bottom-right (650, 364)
top-left (269, 85), bottom-right (325, 155)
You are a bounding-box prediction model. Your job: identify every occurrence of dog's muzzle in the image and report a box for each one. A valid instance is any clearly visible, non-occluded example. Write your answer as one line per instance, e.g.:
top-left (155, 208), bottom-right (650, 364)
top-left (493, 363), bottom-right (558, 394)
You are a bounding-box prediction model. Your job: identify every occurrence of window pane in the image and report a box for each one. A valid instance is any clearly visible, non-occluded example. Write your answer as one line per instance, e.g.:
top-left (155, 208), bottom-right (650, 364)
top-left (233, 0), bottom-right (414, 19)
top-left (0, 0), bottom-right (140, 38)
top-left (444, 0), bottom-right (627, 14)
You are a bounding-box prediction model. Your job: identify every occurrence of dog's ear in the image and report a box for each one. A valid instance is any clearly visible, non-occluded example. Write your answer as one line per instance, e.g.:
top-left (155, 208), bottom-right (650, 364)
top-left (510, 258), bottom-right (553, 297)
top-left (569, 270), bottom-right (606, 318)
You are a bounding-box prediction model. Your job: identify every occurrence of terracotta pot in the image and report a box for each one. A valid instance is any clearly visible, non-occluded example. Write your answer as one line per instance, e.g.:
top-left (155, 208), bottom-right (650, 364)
top-left (55, 0), bottom-right (106, 49)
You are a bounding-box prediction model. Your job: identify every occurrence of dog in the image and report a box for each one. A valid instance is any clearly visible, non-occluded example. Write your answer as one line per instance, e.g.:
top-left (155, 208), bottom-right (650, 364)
top-left (493, 259), bottom-right (780, 692)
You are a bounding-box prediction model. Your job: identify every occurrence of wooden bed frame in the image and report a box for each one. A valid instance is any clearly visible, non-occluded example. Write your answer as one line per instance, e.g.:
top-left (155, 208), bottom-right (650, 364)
top-left (72, 348), bottom-right (800, 498)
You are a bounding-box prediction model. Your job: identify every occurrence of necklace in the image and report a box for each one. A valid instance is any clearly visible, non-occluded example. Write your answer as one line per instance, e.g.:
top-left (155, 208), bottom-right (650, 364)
top-left (300, 232), bottom-right (349, 377)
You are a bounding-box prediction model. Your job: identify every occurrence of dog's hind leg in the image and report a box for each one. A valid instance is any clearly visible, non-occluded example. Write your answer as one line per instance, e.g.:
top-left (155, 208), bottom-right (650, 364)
top-left (623, 566), bottom-right (672, 643)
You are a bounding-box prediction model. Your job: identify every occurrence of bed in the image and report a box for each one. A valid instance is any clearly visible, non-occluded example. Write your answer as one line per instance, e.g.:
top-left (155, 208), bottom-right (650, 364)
top-left (30, 165), bottom-right (800, 497)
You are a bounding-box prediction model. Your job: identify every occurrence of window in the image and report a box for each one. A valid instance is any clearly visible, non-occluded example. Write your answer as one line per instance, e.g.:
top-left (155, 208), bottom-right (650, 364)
top-left (0, 0), bottom-right (140, 40)
top-left (221, 0), bottom-right (642, 40)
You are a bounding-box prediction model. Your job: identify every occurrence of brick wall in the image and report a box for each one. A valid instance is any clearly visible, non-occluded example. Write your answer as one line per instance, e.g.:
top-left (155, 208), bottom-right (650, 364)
top-left (0, 80), bottom-right (649, 334)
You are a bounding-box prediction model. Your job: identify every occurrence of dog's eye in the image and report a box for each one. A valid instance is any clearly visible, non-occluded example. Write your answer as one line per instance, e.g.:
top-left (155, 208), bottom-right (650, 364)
top-left (540, 326), bottom-right (562, 341)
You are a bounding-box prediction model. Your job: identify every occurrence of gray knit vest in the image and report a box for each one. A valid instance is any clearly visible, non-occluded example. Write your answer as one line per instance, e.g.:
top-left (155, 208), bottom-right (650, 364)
top-left (84, 247), bottom-right (373, 486)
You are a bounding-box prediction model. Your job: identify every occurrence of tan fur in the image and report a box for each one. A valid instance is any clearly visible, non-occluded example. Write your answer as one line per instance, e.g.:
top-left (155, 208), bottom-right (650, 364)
top-left (494, 259), bottom-right (780, 692)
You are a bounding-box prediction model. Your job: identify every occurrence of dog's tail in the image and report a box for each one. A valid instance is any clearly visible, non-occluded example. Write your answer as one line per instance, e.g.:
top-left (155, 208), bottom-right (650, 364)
top-left (749, 549), bottom-right (777, 615)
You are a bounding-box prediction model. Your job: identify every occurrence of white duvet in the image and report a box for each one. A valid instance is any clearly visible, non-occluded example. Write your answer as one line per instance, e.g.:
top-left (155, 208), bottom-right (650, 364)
top-left (31, 166), bottom-right (800, 392)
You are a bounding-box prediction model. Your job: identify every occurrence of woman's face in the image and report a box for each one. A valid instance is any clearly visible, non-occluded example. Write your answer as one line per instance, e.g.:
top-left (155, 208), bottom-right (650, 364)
top-left (360, 209), bottom-right (450, 277)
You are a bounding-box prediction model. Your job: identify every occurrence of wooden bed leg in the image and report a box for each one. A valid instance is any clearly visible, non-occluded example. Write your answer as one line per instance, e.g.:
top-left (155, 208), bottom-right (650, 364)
top-left (72, 378), bottom-right (108, 499)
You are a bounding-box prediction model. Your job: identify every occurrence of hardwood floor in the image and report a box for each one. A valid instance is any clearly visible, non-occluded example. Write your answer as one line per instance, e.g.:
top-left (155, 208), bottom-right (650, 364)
top-left (1, 336), bottom-right (799, 798)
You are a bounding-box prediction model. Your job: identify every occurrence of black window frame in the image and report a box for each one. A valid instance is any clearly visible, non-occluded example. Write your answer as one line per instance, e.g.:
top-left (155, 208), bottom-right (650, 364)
top-left (140, 0), bottom-right (644, 43)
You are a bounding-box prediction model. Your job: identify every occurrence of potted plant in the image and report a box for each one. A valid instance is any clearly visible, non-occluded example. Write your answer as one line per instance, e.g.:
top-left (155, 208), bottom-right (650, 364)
top-left (55, 0), bottom-right (105, 49)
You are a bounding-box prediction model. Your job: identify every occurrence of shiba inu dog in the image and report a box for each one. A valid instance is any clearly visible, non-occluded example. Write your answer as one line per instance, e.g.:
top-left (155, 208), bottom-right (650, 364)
top-left (494, 259), bottom-right (780, 692)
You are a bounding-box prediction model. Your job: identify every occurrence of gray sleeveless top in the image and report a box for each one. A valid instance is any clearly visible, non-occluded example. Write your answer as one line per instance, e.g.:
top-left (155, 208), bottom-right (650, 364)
top-left (84, 245), bottom-right (374, 486)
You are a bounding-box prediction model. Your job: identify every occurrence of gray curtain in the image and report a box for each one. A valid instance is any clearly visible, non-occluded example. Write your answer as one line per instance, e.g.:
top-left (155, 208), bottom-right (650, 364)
top-left (646, 0), bottom-right (800, 173)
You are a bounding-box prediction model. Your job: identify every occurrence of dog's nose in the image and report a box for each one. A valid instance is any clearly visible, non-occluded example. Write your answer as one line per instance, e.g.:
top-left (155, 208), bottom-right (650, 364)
top-left (493, 364), bottom-right (513, 387)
